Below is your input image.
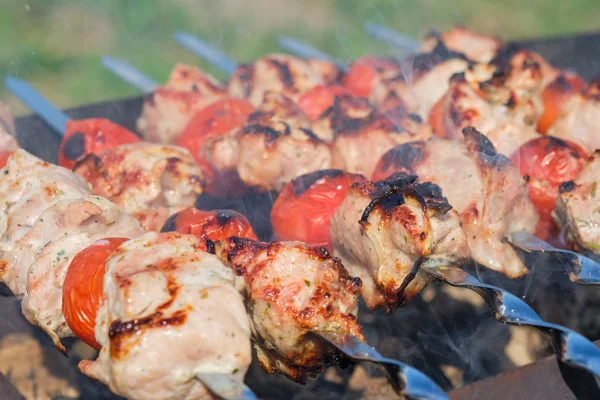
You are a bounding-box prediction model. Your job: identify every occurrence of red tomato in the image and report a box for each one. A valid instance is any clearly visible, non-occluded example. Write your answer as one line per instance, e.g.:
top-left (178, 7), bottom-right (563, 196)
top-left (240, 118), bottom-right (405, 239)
top-left (536, 73), bottom-right (584, 134)
top-left (270, 170), bottom-right (366, 250)
top-left (59, 119), bottom-right (141, 170)
top-left (298, 85), bottom-right (352, 120)
top-left (343, 56), bottom-right (399, 98)
top-left (0, 151), bottom-right (12, 169)
top-left (62, 237), bottom-right (129, 350)
top-left (511, 136), bottom-right (588, 241)
top-left (161, 207), bottom-right (257, 250)
top-left (177, 98), bottom-right (254, 198)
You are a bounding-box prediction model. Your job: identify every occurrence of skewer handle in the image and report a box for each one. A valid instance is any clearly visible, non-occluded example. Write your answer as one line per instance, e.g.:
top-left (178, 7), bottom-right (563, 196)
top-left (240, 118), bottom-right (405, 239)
top-left (363, 21), bottom-right (420, 53)
top-left (101, 56), bottom-right (159, 93)
top-left (277, 36), bottom-right (349, 71)
top-left (427, 266), bottom-right (600, 376)
top-left (196, 372), bottom-right (257, 400)
top-left (174, 31), bottom-right (238, 76)
top-left (5, 76), bottom-right (69, 136)
top-left (316, 331), bottom-right (449, 399)
top-left (507, 231), bottom-right (600, 285)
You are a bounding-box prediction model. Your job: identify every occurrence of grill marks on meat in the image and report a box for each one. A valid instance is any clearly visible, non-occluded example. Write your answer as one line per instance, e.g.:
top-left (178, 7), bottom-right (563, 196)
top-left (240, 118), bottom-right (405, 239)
top-left (228, 54), bottom-right (324, 106)
top-left (374, 128), bottom-right (538, 277)
top-left (421, 27), bottom-right (501, 63)
top-left (137, 63), bottom-right (226, 144)
top-left (213, 237), bottom-right (362, 383)
top-left (331, 175), bottom-right (469, 310)
top-left (73, 142), bottom-right (206, 231)
top-left (313, 95), bottom-right (431, 178)
top-left (0, 150), bottom-right (143, 350)
top-left (80, 232), bottom-right (252, 400)
top-left (554, 151), bottom-right (600, 253)
top-left (549, 77), bottom-right (600, 154)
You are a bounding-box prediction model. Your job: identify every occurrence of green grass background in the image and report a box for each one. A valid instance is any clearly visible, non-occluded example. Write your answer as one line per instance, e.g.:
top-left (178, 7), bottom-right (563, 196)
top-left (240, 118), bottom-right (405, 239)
top-left (2, 0), bottom-right (599, 115)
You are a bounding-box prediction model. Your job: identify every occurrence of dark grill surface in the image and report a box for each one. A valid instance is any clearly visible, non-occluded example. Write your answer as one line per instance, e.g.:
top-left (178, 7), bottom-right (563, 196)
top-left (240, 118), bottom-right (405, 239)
top-left (4, 31), bottom-right (600, 400)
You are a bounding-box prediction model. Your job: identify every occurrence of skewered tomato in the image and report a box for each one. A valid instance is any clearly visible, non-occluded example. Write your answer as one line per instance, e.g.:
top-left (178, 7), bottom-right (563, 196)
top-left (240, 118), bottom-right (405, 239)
top-left (271, 170), bottom-right (366, 250)
top-left (161, 207), bottom-right (257, 250)
top-left (58, 119), bottom-right (141, 170)
top-left (177, 98), bottom-right (254, 197)
top-left (343, 56), bottom-right (399, 98)
top-left (510, 136), bottom-right (588, 241)
top-left (536, 73), bottom-right (584, 134)
top-left (0, 151), bottom-right (12, 169)
top-left (298, 84), bottom-right (352, 120)
top-left (62, 237), bottom-right (129, 350)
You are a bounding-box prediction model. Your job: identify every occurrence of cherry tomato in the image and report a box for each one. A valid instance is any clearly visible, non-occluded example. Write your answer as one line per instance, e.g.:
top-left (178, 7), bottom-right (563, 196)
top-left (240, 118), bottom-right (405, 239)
top-left (161, 207), bottom-right (257, 250)
top-left (59, 119), bottom-right (141, 170)
top-left (270, 170), bottom-right (366, 250)
top-left (510, 136), bottom-right (588, 241)
top-left (428, 96), bottom-right (448, 138)
top-left (297, 85), bottom-right (353, 120)
top-left (343, 56), bottom-right (399, 98)
top-left (177, 98), bottom-right (254, 198)
top-left (0, 151), bottom-right (12, 169)
top-left (63, 237), bottom-right (129, 350)
top-left (536, 73), bottom-right (584, 134)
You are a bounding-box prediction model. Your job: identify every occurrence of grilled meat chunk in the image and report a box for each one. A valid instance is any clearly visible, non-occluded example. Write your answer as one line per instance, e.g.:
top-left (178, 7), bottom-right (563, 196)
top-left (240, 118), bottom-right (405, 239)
top-left (137, 64), bottom-right (226, 144)
top-left (213, 237), bottom-right (362, 383)
top-left (421, 27), bottom-right (502, 63)
top-left (554, 151), bottom-right (600, 253)
top-left (228, 54), bottom-right (324, 106)
top-left (0, 102), bottom-right (17, 152)
top-left (312, 95), bottom-right (431, 178)
top-left (207, 92), bottom-right (332, 191)
top-left (548, 77), bottom-right (600, 154)
top-left (73, 142), bottom-right (206, 231)
top-left (306, 58), bottom-right (344, 85)
top-left (80, 232), bottom-right (251, 400)
top-left (374, 128), bottom-right (538, 277)
top-left (330, 175), bottom-right (469, 310)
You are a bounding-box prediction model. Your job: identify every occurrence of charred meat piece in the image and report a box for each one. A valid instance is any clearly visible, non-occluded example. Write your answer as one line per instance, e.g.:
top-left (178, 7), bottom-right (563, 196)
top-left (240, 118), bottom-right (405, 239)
top-left (137, 63), bottom-right (226, 144)
top-left (312, 95), bottom-right (431, 178)
top-left (421, 26), bottom-right (502, 63)
top-left (213, 237), bottom-right (362, 383)
top-left (207, 91), bottom-right (332, 191)
top-left (306, 58), bottom-right (344, 85)
top-left (228, 54), bottom-right (324, 106)
top-left (80, 232), bottom-right (252, 400)
top-left (330, 174), bottom-right (469, 311)
top-left (73, 142), bottom-right (206, 231)
top-left (343, 56), bottom-right (401, 99)
top-left (374, 128), bottom-right (539, 278)
top-left (554, 151), bottom-right (600, 253)
top-left (548, 77), bottom-right (600, 154)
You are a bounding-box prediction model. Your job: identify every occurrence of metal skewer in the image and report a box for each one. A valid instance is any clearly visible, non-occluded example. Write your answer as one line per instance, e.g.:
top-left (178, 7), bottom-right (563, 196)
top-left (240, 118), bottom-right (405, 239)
top-left (196, 373), bottom-right (257, 400)
top-left (101, 56), bottom-right (159, 93)
top-left (174, 31), bottom-right (238, 75)
top-left (363, 21), bottom-right (421, 53)
top-left (316, 331), bottom-right (449, 399)
top-left (424, 265), bottom-right (600, 376)
top-left (277, 37), bottom-right (349, 71)
top-left (507, 231), bottom-right (600, 285)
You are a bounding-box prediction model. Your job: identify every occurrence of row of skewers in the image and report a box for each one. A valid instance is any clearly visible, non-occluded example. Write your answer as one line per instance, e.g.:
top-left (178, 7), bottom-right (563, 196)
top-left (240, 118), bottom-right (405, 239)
top-left (1, 23), bottom-right (600, 400)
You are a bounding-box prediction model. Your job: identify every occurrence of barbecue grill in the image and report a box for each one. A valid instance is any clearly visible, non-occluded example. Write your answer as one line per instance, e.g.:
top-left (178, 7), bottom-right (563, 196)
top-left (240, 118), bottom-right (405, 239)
top-left (2, 28), bottom-right (600, 400)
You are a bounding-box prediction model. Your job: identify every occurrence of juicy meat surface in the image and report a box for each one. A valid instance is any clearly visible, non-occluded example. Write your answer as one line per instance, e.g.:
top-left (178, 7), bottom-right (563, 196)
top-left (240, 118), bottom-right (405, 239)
top-left (421, 27), bottom-right (502, 63)
top-left (73, 142), bottom-right (206, 231)
top-left (80, 232), bottom-right (252, 400)
top-left (137, 64), bottom-right (226, 144)
top-left (554, 151), bottom-right (600, 253)
top-left (548, 77), bottom-right (600, 154)
top-left (375, 128), bottom-right (539, 277)
top-left (330, 175), bottom-right (470, 310)
top-left (228, 54), bottom-right (324, 106)
top-left (213, 237), bottom-right (363, 383)
top-left (208, 92), bottom-right (332, 191)
top-left (312, 95), bottom-right (431, 178)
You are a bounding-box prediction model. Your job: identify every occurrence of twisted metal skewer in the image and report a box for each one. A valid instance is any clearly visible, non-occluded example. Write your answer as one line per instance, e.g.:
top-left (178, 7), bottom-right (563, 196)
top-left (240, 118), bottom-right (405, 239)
top-left (507, 231), bottom-right (600, 285)
top-left (101, 56), bottom-right (158, 93)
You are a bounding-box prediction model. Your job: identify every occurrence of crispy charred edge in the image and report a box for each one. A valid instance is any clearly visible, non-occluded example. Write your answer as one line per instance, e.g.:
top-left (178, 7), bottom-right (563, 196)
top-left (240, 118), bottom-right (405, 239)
top-left (320, 95), bottom-right (404, 135)
top-left (376, 141), bottom-right (426, 177)
top-left (488, 43), bottom-right (542, 86)
top-left (290, 169), bottom-right (344, 196)
top-left (266, 58), bottom-right (295, 90)
top-left (558, 180), bottom-right (576, 194)
top-left (547, 74), bottom-right (576, 94)
top-left (164, 156), bottom-right (206, 189)
top-left (216, 236), bottom-right (361, 382)
top-left (528, 136), bottom-right (584, 158)
top-left (161, 208), bottom-right (249, 233)
top-left (462, 126), bottom-right (512, 169)
top-left (410, 40), bottom-right (472, 76)
top-left (582, 76), bottom-right (600, 100)
top-left (234, 63), bottom-right (255, 98)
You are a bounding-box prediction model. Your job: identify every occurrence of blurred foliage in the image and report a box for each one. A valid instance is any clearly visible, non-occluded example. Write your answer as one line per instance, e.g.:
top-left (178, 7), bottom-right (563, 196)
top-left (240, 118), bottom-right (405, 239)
top-left (2, 0), bottom-right (599, 115)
